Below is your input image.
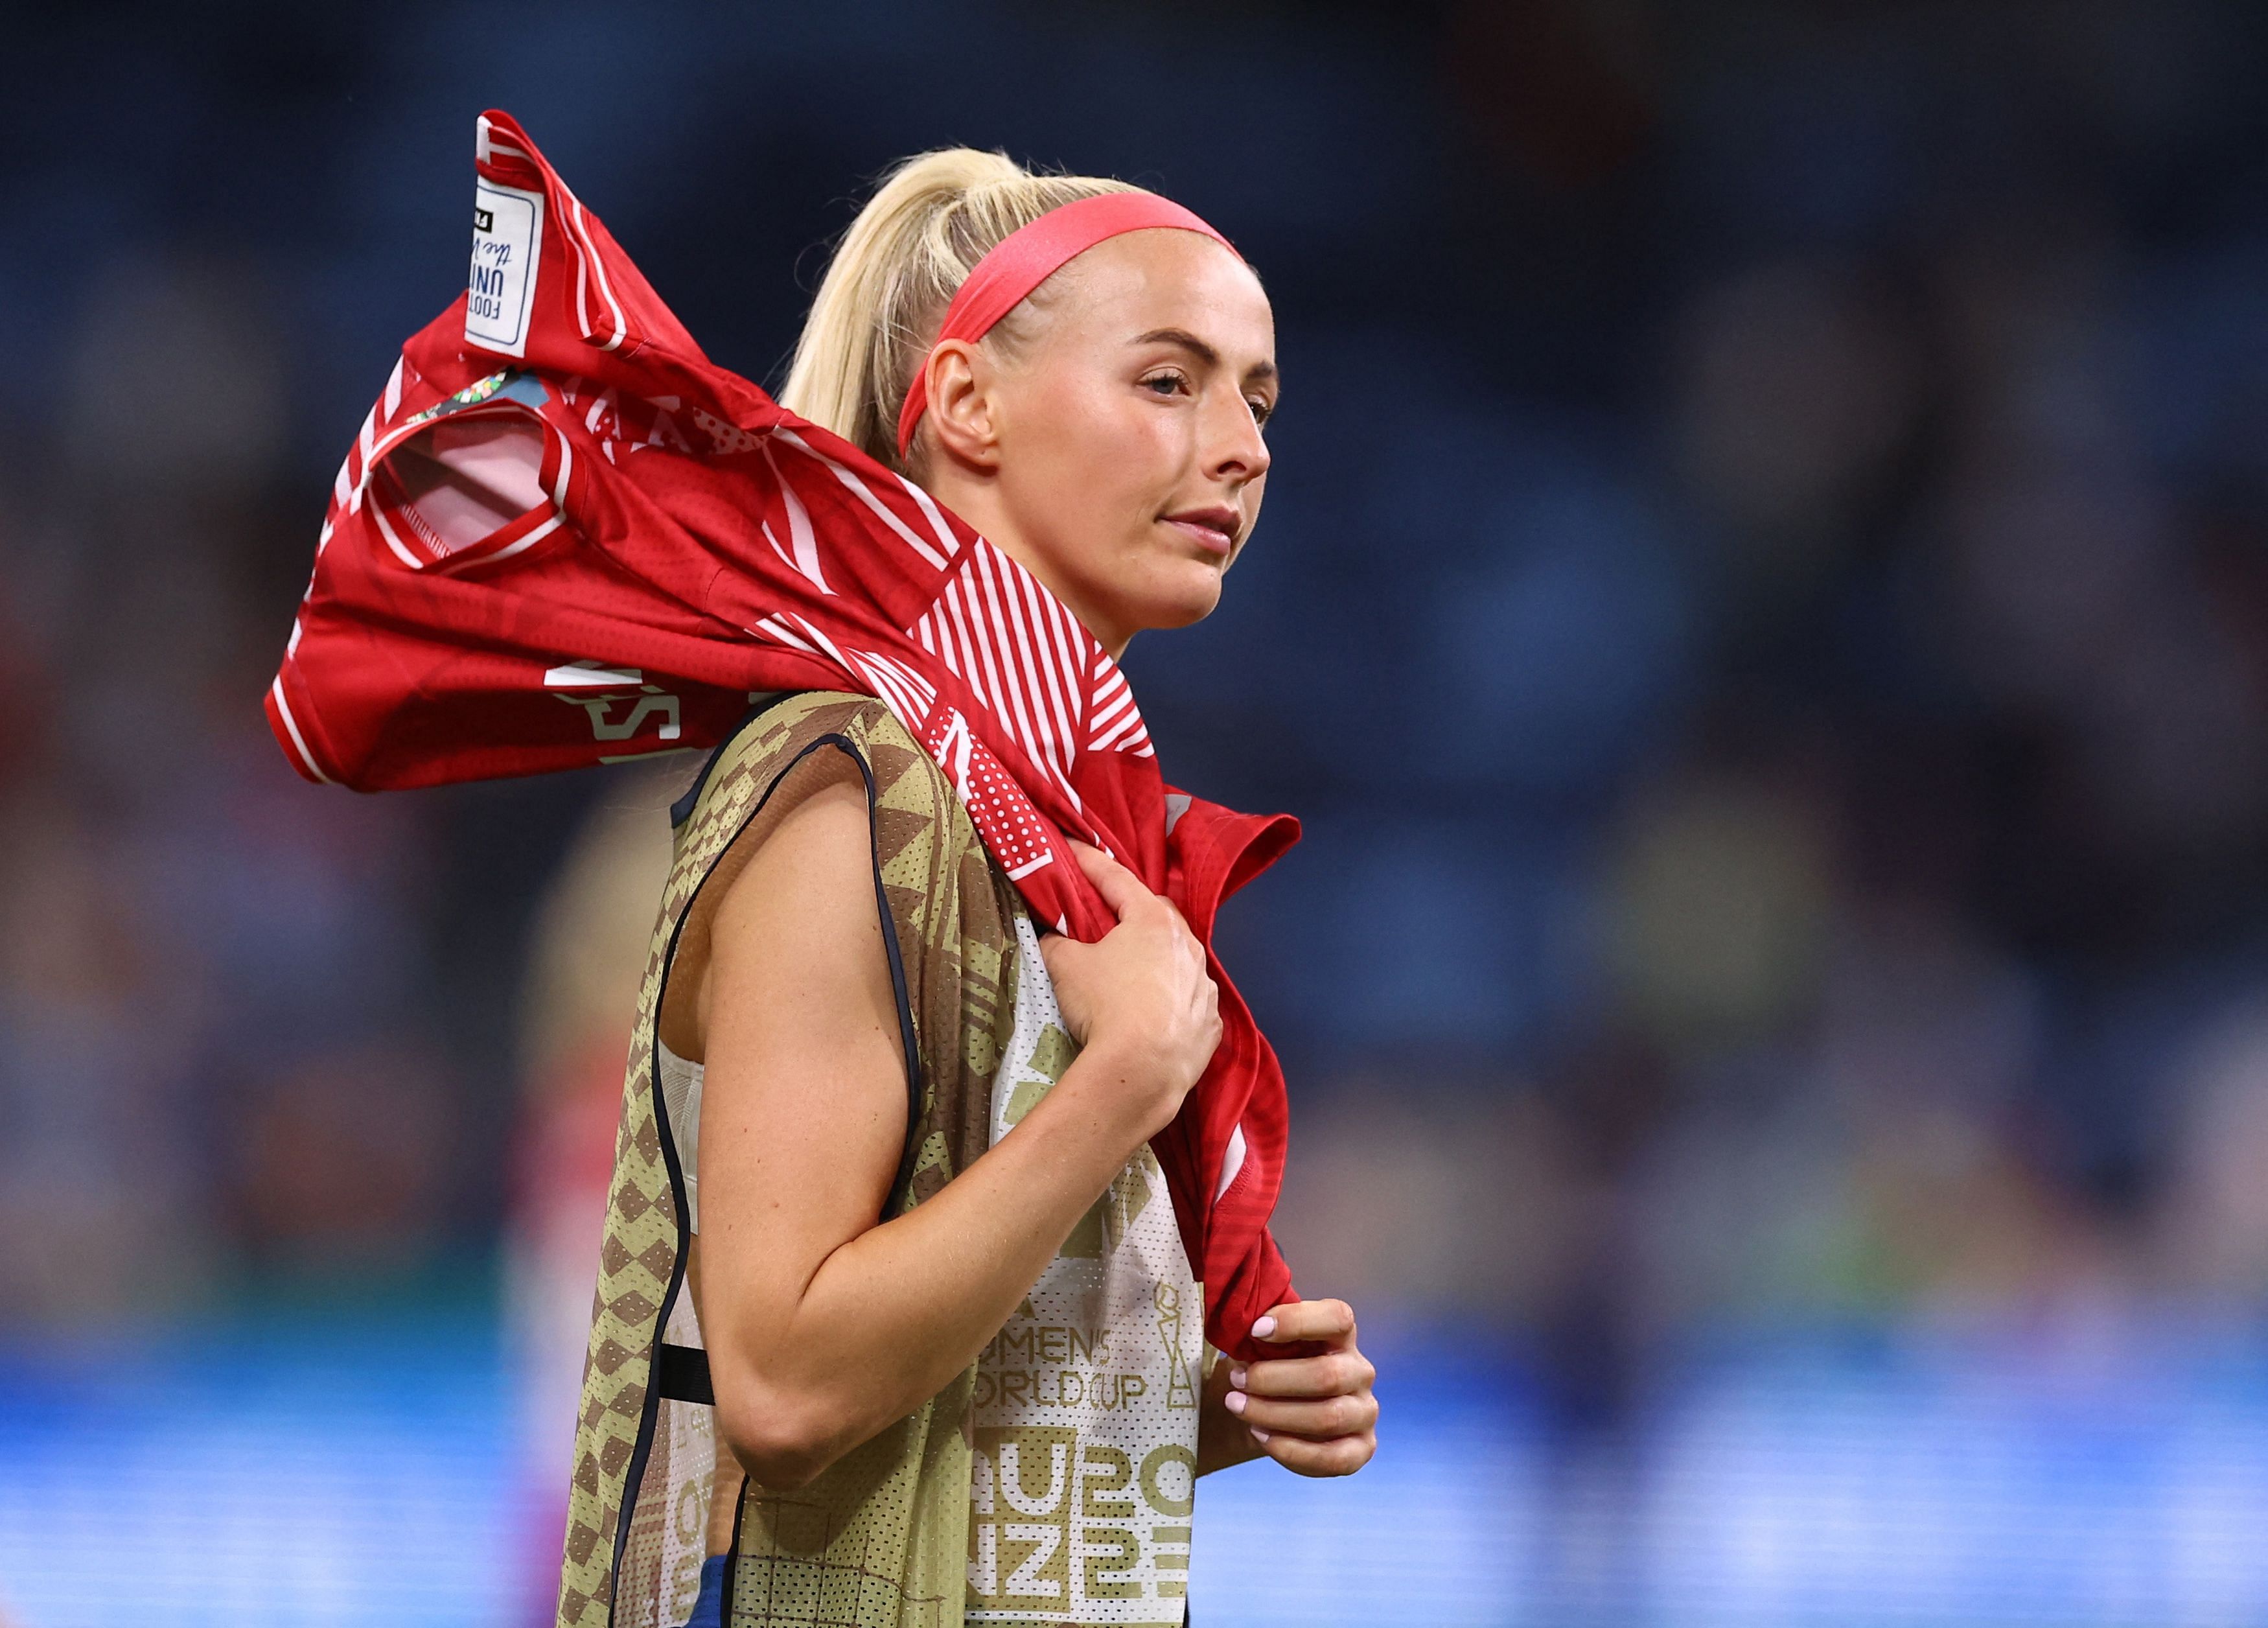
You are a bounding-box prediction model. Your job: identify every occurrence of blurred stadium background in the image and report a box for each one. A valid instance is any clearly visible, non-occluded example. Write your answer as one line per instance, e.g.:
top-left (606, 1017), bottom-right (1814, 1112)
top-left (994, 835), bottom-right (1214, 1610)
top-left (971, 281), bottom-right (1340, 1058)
top-left (8, 1), bottom-right (2268, 1623)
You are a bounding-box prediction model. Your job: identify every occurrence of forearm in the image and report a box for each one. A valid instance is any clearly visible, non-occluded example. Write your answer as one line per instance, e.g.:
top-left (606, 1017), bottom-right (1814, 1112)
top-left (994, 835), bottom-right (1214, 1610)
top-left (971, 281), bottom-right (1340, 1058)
top-left (708, 1045), bottom-right (1154, 1484)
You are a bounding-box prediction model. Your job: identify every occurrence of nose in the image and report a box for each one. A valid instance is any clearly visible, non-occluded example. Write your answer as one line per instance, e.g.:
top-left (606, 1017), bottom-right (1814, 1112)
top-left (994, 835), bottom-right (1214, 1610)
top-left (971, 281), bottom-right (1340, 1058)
top-left (1201, 384), bottom-right (1270, 486)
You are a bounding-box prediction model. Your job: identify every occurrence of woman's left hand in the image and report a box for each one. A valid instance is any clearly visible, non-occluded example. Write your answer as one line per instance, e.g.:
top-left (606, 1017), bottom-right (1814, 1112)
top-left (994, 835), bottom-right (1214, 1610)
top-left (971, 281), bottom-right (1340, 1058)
top-left (1223, 1297), bottom-right (1378, 1477)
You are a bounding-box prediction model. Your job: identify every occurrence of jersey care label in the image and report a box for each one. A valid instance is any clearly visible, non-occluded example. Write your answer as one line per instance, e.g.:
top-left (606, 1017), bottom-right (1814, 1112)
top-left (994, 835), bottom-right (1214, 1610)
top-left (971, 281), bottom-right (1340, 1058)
top-left (466, 177), bottom-right (543, 356)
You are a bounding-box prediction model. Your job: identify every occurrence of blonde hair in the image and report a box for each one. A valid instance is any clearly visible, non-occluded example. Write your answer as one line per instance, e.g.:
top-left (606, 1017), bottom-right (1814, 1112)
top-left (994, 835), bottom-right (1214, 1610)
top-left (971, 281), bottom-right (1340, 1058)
top-left (777, 148), bottom-right (1139, 471)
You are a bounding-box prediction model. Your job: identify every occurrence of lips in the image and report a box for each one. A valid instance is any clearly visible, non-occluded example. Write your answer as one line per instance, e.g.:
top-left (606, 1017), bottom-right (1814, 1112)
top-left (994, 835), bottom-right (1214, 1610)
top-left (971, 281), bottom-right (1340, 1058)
top-left (1162, 506), bottom-right (1240, 556)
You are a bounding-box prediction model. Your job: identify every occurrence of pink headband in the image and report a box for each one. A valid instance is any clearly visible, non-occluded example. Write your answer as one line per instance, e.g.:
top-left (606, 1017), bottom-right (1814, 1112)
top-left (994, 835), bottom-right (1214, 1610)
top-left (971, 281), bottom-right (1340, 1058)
top-left (895, 191), bottom-right (1238, 458)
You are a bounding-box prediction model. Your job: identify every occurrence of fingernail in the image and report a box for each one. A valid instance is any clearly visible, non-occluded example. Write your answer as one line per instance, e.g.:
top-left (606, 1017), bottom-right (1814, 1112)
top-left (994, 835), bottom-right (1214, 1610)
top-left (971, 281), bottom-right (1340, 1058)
top-left (1249, 1427), bottom-right (1271, 1444)
top-left (1229, 1367), bottom-right (1248, 1390)
top-left (1252, 1316), bottom-right (1277, 1339)
top-left (1224, 1390), bottom-right (1247, 1414)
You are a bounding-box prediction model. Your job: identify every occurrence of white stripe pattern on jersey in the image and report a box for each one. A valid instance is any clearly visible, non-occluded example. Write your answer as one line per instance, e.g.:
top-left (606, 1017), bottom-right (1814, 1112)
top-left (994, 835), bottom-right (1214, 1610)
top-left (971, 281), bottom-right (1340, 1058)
top-left (1087, 653), bottom-right (1153, 756)
top-left (748, 614), bottom-right (942, 747)
top-left (566, 192), bottom-right (627, 353)
top-left (770, 426), bottom-right (957, 572)
top-left (912, 542), bottom-right (1071, 791)
top-left (910, 538), bottom-right (1160, 781)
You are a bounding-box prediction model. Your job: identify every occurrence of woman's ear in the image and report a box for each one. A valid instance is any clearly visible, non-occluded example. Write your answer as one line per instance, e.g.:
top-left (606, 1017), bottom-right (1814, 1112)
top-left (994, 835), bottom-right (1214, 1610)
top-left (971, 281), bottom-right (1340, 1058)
top-left (923, 339), bottom-right (1001, 472)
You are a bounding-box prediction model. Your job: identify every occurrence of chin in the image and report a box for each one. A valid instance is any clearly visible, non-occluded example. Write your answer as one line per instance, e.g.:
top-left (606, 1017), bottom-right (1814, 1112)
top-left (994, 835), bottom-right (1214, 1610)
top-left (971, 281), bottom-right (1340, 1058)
top-left (1126, 566), bottom-right (1225, 634)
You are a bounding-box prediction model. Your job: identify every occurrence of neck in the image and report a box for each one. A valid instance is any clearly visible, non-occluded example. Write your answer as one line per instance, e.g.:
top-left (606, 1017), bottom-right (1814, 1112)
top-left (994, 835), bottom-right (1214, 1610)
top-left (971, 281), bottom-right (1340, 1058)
top-left (918, 464), bottom-right (1133, 660)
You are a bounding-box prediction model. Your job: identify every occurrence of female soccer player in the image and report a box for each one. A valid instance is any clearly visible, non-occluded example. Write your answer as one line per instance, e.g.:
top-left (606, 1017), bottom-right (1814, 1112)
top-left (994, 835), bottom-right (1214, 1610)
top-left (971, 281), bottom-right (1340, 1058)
top-left (268, 114), bottom-right (1376, 1628)
top-left (664, 152), bottom-right (1380, 1627)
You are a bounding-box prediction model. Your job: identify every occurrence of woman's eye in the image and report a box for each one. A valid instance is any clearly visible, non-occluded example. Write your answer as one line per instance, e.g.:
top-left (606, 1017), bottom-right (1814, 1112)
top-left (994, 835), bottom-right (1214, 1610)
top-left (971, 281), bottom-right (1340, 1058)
top-left (1248, 397), bottom-right (1275, 426)
top-left (1140, 373), bottom-right (1187, 397)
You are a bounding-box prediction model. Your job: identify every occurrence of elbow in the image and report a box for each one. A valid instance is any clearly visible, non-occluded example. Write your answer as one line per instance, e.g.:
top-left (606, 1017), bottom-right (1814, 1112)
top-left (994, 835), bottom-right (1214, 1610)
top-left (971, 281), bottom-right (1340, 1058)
top-left (717, 1386), bottom-right (850, 1492)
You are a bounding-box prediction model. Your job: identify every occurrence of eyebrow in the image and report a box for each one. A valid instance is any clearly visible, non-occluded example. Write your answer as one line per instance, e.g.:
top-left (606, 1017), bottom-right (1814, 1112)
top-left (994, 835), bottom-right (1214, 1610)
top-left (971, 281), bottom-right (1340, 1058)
top-left (1131, 327), bottom-right (1279, 386)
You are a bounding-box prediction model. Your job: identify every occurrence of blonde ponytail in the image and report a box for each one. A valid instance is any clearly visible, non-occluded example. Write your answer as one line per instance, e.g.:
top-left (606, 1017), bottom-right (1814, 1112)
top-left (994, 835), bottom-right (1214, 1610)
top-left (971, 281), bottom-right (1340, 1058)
top-left (778, 149), bottom-right (1138, 471)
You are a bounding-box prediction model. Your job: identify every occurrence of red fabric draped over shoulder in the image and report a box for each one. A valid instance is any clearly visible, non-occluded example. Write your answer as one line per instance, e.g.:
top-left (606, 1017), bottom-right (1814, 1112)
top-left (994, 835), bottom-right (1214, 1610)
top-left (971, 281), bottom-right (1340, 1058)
top-left (266, 111), bottom-right (1304, 1364)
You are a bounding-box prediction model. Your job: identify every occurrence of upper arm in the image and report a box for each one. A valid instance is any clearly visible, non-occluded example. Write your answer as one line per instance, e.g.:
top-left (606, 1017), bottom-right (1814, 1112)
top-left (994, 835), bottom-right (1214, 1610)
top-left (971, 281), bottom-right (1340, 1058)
top-left (689, 766), bottom-right (909, 1362)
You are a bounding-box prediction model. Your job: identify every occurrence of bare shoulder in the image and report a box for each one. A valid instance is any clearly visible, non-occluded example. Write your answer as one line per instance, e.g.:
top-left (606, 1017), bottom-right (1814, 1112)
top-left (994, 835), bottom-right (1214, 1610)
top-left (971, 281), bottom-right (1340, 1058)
top-left (711, 769), bottom-right (874, 949)
top-left (660, 745), bottom-right (886, 1060)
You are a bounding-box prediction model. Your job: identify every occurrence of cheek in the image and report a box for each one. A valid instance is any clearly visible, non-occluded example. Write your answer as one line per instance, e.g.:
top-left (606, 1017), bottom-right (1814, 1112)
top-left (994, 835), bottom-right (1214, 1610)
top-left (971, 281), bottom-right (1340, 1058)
top-left (1020, 385), bottom-right (1184, 529)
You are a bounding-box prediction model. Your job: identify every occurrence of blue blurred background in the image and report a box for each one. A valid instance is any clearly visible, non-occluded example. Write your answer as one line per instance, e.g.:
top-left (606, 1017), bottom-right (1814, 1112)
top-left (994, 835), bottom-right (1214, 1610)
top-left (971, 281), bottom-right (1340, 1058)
top-left (8, 1), bottom-right (2268, 1623)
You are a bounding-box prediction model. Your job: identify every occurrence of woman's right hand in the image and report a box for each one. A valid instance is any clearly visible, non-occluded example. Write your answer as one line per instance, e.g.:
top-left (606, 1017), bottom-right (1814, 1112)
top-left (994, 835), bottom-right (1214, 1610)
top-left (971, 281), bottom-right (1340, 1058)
top-left (1037, 841), bottom-right (1222, 1139)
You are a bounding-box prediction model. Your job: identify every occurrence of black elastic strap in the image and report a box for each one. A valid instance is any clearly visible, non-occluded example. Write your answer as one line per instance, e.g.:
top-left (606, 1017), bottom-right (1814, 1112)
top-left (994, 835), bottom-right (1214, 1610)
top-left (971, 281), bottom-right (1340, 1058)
top-left (654, 1342), bottom-right (715, 1406)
